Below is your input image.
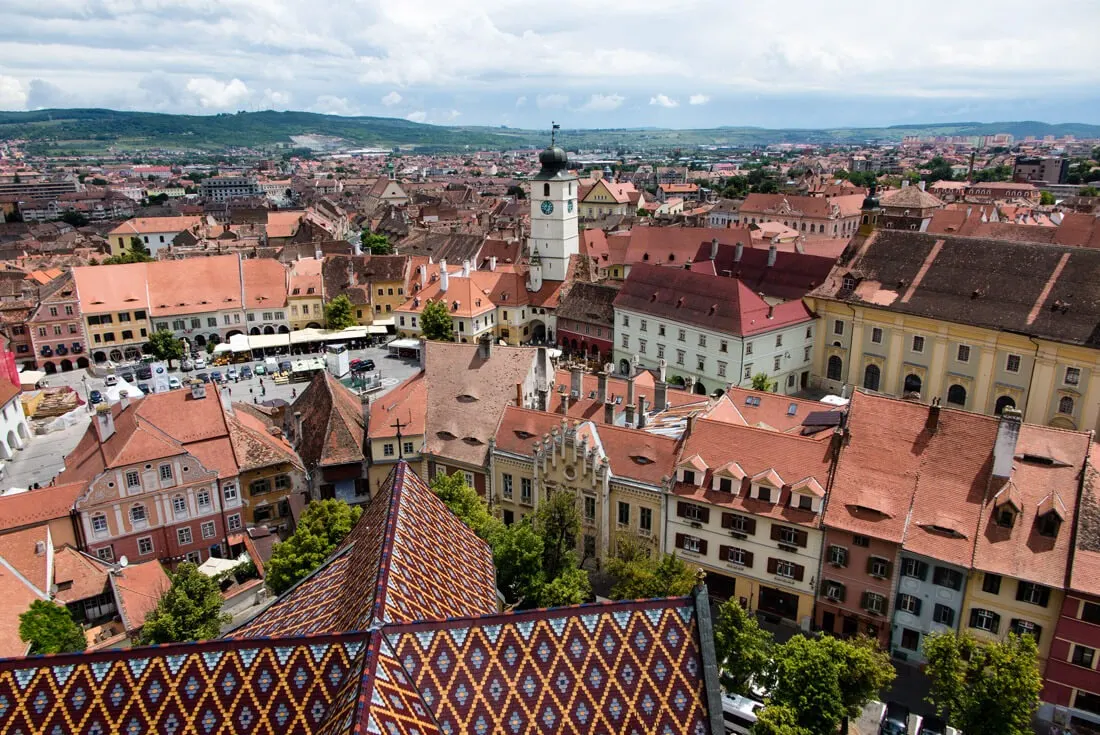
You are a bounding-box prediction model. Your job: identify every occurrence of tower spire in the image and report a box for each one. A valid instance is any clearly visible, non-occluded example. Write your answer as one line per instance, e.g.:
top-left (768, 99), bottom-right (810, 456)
top-left (551, 121), bottom-right (560, 147)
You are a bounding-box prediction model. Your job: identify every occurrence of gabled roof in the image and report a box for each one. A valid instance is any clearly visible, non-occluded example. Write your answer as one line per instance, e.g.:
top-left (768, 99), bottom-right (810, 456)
top-left (109, 558), bottom-right (171, 633)
top-left (0, 482), bottom-right (86, 534)
top-left (291, 372), bottom-right (366, 469)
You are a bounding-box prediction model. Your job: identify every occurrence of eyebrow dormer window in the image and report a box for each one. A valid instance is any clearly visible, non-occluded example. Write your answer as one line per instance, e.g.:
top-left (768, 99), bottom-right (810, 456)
top-left (1037, 512), bottom-right (1061, 538)
top-left (996, 506), bottom-right (1017, 529)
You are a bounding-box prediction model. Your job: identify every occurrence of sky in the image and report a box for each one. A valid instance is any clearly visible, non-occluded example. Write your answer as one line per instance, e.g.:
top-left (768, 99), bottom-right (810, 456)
top-left (1, 0), bottom-right (1099, 129)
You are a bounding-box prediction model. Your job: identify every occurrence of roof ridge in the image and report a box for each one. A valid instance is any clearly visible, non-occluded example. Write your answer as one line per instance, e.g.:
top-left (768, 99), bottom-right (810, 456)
top-left (367, 462), bottom-right (407, 628)
top-left (692, 415), bottom-right (833, 446)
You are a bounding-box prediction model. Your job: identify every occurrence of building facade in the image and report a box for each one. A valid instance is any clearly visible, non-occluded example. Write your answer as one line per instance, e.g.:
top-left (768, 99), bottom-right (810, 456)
top-left (27, 273), bottom-right (90, 372)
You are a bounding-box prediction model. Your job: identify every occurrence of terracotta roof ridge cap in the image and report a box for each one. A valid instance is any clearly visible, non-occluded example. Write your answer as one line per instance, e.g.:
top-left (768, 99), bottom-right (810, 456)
top-left (366, 463), bottom-right (408, 627)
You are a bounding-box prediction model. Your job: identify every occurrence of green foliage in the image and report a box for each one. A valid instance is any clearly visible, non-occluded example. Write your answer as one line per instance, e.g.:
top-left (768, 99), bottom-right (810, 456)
top-left (430, 472), bottom-right (501, 541)
top-left (667, 374), bottom-right (686, 387)
top-left (90, 177), bottom-right (108, 186)
top-left (923, 631), bottom-right (1040, 735)
top-left (752, 704), bottom-right (812, 735)
top-left (750, 373), bottom-right (776, 392)
top-left (768, 634), bottom-right (895, 734)
top-left (538, 565), bottom-right (591, 607)
top-left (324, 294), bottom-right (358, 330)
top-left (19, 600), bottom-right (86, 654)
top-left (361, 232), bottom-right (394, 255)
top-left (1040, 190), bottom-right (1056, 205)
top-left (921, 155), bottom-right (955, 182)
top-left (713, 598), bottom-right (773, 695)
top-left (492, 520), bottom-right (545, 605)
top-left (60, 211), bottom-right (88, 227)
top-left (605, 538), bottom-right (696, 600)
top-left (266, 500), bottom-right (363, 595)
top-left (971, 164), bottom-right (1013, 182)
top-left (534, 491), bottom-right (581, 578)
top-left (144, 329), bottom-right (184, 367)
top-left (636, 207), bottom-right (650, 217)
top-left (102, 250), bottom-right (154, 265)
top-left (1081, 185), bottom-right (1100, 197)
top-left (506, 184), bottom-right (526, 199)
top-left (139, 562), bottom-right (229, 644)
top-left (419, 299), bottom-right (454, 341)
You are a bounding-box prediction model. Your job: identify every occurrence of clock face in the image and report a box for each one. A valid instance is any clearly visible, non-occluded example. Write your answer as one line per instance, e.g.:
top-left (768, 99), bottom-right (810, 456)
top-left (567, 199), bottom-right (574, 213)
top-left (540, 200), bottom-right (554, 215)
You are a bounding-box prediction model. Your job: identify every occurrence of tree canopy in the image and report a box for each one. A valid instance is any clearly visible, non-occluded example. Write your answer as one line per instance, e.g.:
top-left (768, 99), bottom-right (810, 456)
top-left (923, 631), bottom-right (1040, 735)
top-left (419, 299), bottom-right (454, 341)
top-left (140, 562), bottom-right (229, 644)
top-left (324, 294), bottom-right (358, 330)
top-left (431, 471), bottom-right (500, 541)
top-left (713, 597), bottom-right (773, 696)
top-left (266, 499), bottom-right (363, 594)
top-left (144, 329), bottom-right (184, 367)
top-left (605, 537), bottom-right (696, 600)
top-left (751, 372), bottom-right (776, 392)
top-left (361, 232), bottom-right (394, 255)
top-left (19, 600), bottom-right (86, 654)
top-left (506, 184), bottom-right (526, 199)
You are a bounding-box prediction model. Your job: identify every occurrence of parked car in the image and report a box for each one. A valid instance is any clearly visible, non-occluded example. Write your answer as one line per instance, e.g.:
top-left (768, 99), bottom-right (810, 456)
top-left (196, 372), bottom-right (211, 384)
top-left (362, 359), bottom-right (376, 371)
top-left (168, 376), bottom-right (182, 390)
top-left (136, 366), bottom-right (153, 380)
top-left (880, 701), bottom-right (910, 735)
top-left (211, 371), bottom-right (224, 384)
top-left (137, 383), bottom-right (151, 395)
top-left (919, 716), bottom-right (947, 735)
top-left (180, 359), bottom-right (194, 372)
top-left (239, 366), bottom-right (253, 379)
top-left (104, 374), bottom-right (118, 386)
top-left (118, 370), bottom-right (135, 384)
top-left (89, 390), bottom-right (104, 405)
top-left (194, 357), bottom-right (207, 370)
top-left (226, 367), bottom-right (238, 380)
top-left (279, 360), bottom-right (292, 373)
top-left (254, 364), bottom-right (266, 375)
top-left (349, 358), bottom-right (364, 370)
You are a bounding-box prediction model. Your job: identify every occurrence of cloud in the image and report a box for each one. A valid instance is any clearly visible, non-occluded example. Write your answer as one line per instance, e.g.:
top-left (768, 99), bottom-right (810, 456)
top-left (0, 76), bottom-right (27, 110)
top-left (689, 94), bottom-right (710, 105)
top-left (579, 93), bottom-right (625, 111)
top-left (649, 93), bottom-right (679, 108)
top-left (406, 110), bottom-right (427, 122)
top-left (515, 96), bottom-right (527, 107)
top-left (443, 109), bottom-right (461, 121)
top-left (536, 94), bottom-right (568, 110)
top-left (185, 78), bottom-right (250, 110)
top-left (260, 88), bottom-right (291, 108)
top-left (312, 95), bottom-right (359, 116)
top-left (381, 90), bottom-right (402, 106)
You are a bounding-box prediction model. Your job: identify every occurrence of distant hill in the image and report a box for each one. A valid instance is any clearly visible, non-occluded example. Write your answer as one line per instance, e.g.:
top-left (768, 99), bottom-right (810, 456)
top-left (0, 108), bottom-right (1097, 155)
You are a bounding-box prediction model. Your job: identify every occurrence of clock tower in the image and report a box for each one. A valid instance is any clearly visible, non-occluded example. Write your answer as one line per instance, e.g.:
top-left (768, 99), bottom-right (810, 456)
top-left (527, 128), bottom-right (579, 289)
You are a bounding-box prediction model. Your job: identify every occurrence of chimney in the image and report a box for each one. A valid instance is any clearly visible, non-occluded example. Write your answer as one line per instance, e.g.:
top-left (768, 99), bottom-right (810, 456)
top-left (538, 387), bottom-right (549, 412)
top-left (490, 255), bottom-right (497, 271)
top-left (293, 411), bottom-right (303, 442)
top-left (516, 382), bottom-right (524, 407)
top-left (638, 395), bottom-right (648, 428)
top-left (439, 259), bottom-right (449, 292)
top-left (626, 373), bottom-right (636, 408)
top-left (625, 403), bottom-right (635, 427)
top-left (902, 180), bottom-right (910, 188)
top-left (190, 379), bottom-right (207, 400)
top-left (93, 403), bottom-right (115, 443)
top-left (604, 400), bottom-right (615, 425)
top-left (478, 333), bottom-right (492, 360)
top-left (734, 242), bottom-right (744, 263)
top-left (597, 370), bottom-right (608, 404)
top-left (315, 247), bottom-right (323, 260)
top-left (710, 237), bottom-right (719, 260)
top-left (570, 366), bottom-right (582, 397)
top-left (461, 259), bottom-right (471, 278)
top-left (118, 389), bottom-right (131, 412)
top-left (562, 390), bottom-right (571, 415)
top-left (655, 380), bottom-right (668, 412)
top-left (767, 244), bottom-right (777, 267)
top-left (419, 266), bottom-right (426, 288)
top-left (686, 412), bottom-right (696, 436)
top-left (993, 407), bottom-right (1023, 479)
top-left (925, 397), bottom-right (941, 434)
top-left (918, 180), bottom-right (927, 191)
top-left (767, 304), bottom-right (774, 319)
top-left (657, 358), bottom-right (667, 383)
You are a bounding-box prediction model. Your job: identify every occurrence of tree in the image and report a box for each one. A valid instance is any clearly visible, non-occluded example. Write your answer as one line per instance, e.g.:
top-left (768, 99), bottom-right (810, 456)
top-left (60, 211), bottom-right (89, 227)
top-left (636, 207), bottom-right (650, 217)
top-left (538, 565), bottom-right (591, 607)
top-left (1040, 190), bottom-right (1056, 205)
top-left (324, 294), bottom-right (357, 330)
top-left (750, 372), bottom-right (776, 392)
top-left (361, 232), bottom-right (393, 255)
top-left (266, 499), bottom-right (363, 594)
top-left (430, 471), bottom-right (500, 541)
top-left (419, 299), bottom-right (454, 341)
top-left (713, 598), bottom-right (773, 696)
top-left (145, 329), bottom-right (184, 368)
top-left (492, 520), bottom-right (545, 606)
top-left (1081, 185), bottom-right (1100, 197)
top-left (923, 631), bottom-right (1040, 735)
top-left (534, 490), bottom-right (581, 578)
top-left (506, 184), bottom-right (526, 199)
top-left (130, 236), bottom-right (151, 257)
top-left (606, 538), bottom-right (696, 600)
top-left (19, 600), bottom-right (86, 654)
top-left (139, 562), bottom-right (228, 644)
top-left (752, 704), bottom-right (812, 735)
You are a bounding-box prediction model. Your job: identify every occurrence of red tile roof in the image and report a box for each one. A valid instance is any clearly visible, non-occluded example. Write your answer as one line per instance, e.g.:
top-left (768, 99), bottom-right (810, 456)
top-left (109, 559), bottom-right (171, 633)
top-left (0, 482), bottom-right (85, 533)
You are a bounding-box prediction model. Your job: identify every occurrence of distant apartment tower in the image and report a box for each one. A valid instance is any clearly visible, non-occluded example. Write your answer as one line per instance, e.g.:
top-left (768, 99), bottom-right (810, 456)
top-left (0, 178), bottom-right (80, 200)
top-left (1013, 156), bottom-right (1069, 185)
top-left (201, 175), bottom-right (261, 202)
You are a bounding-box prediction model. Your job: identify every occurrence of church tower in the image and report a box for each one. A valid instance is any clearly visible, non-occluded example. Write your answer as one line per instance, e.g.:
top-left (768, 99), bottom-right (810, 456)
top-left (528, 126), bottom-right (579, 288)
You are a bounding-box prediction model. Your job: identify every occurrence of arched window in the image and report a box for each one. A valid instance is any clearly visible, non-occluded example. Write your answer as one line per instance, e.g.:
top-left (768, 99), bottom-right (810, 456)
top-left (863, 364), bottom-right (881, 391)
top-left (130, 504), bottom-right (147, 526)
top-left (995, 395), bottom-right (1016, 415)
top-left (827, 355), bottom-right (843, 381)
top-left (543, 183), bottom-right (550, 197)
top-left (903, 374), bottom-right (922, 395)
top-left (947, 384), bottom-right (967, 407)
top-left (1059, 396), bottom-right (1074, 415)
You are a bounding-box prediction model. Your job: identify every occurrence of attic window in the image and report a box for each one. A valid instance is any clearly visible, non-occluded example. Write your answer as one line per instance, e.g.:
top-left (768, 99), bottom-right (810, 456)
top-left (515, 430), bottom-right (534, 440)
top-left (632, 455), bottom-right (654, 464)
top-left (457, 394), bottom-right (478, 403)
top-left (668, 254), bottom-right (675, 261)
top-left (787, 403), bottom-right (798, 416)
top-left (995, 506), bottom-right (1017, 529)
top-left (436, 430), bottom-right (456, 440)
top-left (643, 253), bottom-right (649, 261)
top-left (462, 437), bottom-right (484, 446)
top-left (1037, 512), bottom-right (1062, 538)
top-left (1021, 454), bottom-right (1055, 466)
top-left (925, 524), bottom-right (963, 538)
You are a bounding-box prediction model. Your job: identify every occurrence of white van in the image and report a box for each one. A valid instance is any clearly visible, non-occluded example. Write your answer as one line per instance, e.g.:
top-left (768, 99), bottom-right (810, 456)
top-left (721, 694), bottom-right (765, 735)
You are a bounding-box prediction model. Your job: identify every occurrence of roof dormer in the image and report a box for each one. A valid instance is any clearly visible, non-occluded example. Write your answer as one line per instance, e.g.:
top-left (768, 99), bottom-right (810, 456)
top-left (712, 461), bottom-right (746, 493)
top-left (750, 468), bottom-right (784, 503)
top-left (1035, 492), bottom-right (1066, 538)
top-left (992, 483), bottom-right (1022, 529)
top-left (788, 477), bottom-right (824, 513)
top-left (677, 454), bottom-right (708, 486)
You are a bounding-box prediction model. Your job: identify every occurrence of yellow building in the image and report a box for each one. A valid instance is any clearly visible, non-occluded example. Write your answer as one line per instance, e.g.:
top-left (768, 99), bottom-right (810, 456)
top-left (229, 410), bottom-right (307, 529)
top-left (365, 372), bottom-right (428, 494)
top-left (107, 216), bottom-right (201, 256)
top-left (961, 571), bottom-right (1064, 669)
top-left (490, 407), bottom-right (675, 565)
top-left (807, 230), bottom-right (1100, 432)
top-left (579, 179), bottom-right (643, 220)
top-left (288, 257), bottom-right (325, 330)
top-left (72, 263), bottom-right (152, 364)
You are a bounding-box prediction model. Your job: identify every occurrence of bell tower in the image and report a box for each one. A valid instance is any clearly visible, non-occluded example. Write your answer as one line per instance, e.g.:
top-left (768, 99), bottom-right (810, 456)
top-left (528, 122), bottom-right (578, 288)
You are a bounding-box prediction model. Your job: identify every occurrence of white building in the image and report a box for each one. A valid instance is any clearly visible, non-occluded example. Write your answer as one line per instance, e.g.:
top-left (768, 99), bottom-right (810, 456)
top-left (0, 379), bottom-right (31, 462)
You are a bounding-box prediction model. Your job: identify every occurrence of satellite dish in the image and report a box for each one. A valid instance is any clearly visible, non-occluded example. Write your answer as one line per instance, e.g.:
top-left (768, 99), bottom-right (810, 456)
top-left (118, 556), bottom-right (129, 568)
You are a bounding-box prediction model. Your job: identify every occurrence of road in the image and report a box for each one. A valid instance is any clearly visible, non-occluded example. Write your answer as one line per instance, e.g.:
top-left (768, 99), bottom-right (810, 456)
top-left (2, 345), bottom-right (421, 491)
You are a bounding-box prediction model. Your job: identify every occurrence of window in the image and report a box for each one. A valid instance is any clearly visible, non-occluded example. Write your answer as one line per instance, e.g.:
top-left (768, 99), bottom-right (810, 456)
top-left (933, 604), bottom-right (955, 627)
top-left (743, 364), bottom-right (753, 380)
top-left (186, 551), bottom-right (202, 564)
top-left (208, 318), bottom-right (217, 327)
top-left (621, 334), bottom-right (629, 349)
top-left (982, 573), bottom-right (1002, 595)
top-left (177, 527), bottom-right (193, 545)
top-left (1077, 692), bottom-right (1100, 717)
top-left (828, 545), bottom-right (848, 567)
top-left (196, 490), bottom-right (211, 510)
top-left (274, 475), bottom-right (291, 492)
top-left (1017, 582), bottom-right (1051, 607)
top-left (223, 484), bottom-right (238, 504)
top-left (897, 594), bottom-right (922, 615)
top-left (716, 361), bottom-right (727, 378)
top-left (933, 566), bottom-right (963, 591)
top-left (617, 502), bottom-right (630, 526)
top-left (775, 561), bottom-right (796, 579)
top-left (852, 534), bottom-right (870, 547)
top-left (678, 328), bottom-right (686, 342)
top-left (900, 628), bottom-right (921, 651)
top-left (138, 537), bottom-right (153, 555)
top-left (250, 478), bottom-right (271, 496)
top-left (582, 496), bottom-right (596, 522)
top-left (969, 608), bottom-right (1000, 633)
top-left (658, 324), bottom-right (666, 336)
top-left (824, 581), bottom-right (845, 601)
top-left (201, 521), bottom-right (216, 539)
top-left (826, 355), bottom-right (843, 381)
top-left (462, 472), bottom-right (475, 488)
top-left (871, 327), bottom-right (883, 344)
top-left (520, 477), bottom-right (533, 505)
top-left (502, 474), bottom-right (514, 499)
top-left (638, 339), bottom-right (647, 354)
top-left (1066, 366), bottom-right (1081, 386)
top-left (868, 556), bottom-right (890, 578)
top-left (172, 496), bottom-right (188, 518)
top-left (755, 486), bottom-right (771, 503)
top-left (902, 558), bottom-right (928, 581)
top-left (803, 346), bottom-right (812, 362)
top-left (682, 535), bottom-right (702, 553)
top-left (657, 344), bottom-right (665, 359)
top-left (1073, 645), bottom-right (1096, 668)
top-left (912, 335), bottom-right (925, 353)
top-left (159, 464), bottom-right (173, 482)
top-left (227, 514), bottom-right (242, 531)
top-left (676, 349), bottom-right (685, 366)
top-left (1010, 619), bottom-right (1042, 643)
top-left (957, 344), bottom-right (971, 363)
top-left (1059, 396), bottom-right (1075, 415)
top-left (777, 526), bottom-right (799, 545)
top-left (696, 355), bottom-right (705, 371)
top-left (1005, 353), bottom-right (1021, 373)
top-left (773, 356), bottom-right (781, 371)
top-left (863, 592), bottom-right (886, 614)
top-left (640, 507), bottom-right (653, 533)
top-left (833, 320), bottom-right (844, 335)
top-left (383, 443), bottom-right (395, 457)
top-left (125, 470), bottom-right (141, 489)
top-left (726, 547), bottom-right (749, 565)
top-left (745, 342), bottom-right (753, 356)
top-left (699, 334), bottom-right (707, 348)
top-left (96, 546), bottom-right (114, 562)
top-left (640, 319), bottom-right (647, 332)
top-left (719, 340), bottom-right (728, 353)
top-left (622, 315), bottom-right (630, 327)
top-left (129, 505), bottom-right (146, 526)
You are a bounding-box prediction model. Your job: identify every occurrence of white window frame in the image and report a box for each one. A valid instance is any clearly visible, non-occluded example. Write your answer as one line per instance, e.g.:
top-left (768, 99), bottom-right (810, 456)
top-left (125, 470), bottom-right (141, 489)
top-left (727, 547), bottom-right (747, 565)
top-left (957, 344), bottom-right (971, 363)
top-left (899, 594), bottom-right (920, 614)
top-left (223, 484), bottom-right (238, 504)
top-left (227, 514), bottom-right (242, 531)
top-left (973, 608), bottom-right (996, 632)
top-left (201, 521), bottom-right (216, 539)
top-left (130, 504), bottom-right (147, 527)
top-left (1065, 366), bottom-right (1081, 386)
top-left (196, 489), bottom-right (211, 511)
top-left (96, 546), bottom-right (114, 562)
top-left (172, 496), bottom-right (188, 519)
top-left (1005, 353), bottom-right (1021, 373)
top-left (137, 536), bottom-right (153, 555)
top-left (177, 527), bottom-right (193, 546)
top-left (775, 560), bottom-right (795, 579)
top-left (682, 536), bottom-right (701, 553)
top-left (502, 473), bottom-right (514, 500)
top-left (92, 514), bottom-right (108, 536)
top-left (159, 464), bottom-right (173, 482)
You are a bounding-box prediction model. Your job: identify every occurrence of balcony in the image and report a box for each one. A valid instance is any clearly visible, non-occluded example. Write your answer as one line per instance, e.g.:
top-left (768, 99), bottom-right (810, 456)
top-left (72, 343), bottom-right (83, 353)
top-left (40, 346), bottom-right (53, 357)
